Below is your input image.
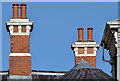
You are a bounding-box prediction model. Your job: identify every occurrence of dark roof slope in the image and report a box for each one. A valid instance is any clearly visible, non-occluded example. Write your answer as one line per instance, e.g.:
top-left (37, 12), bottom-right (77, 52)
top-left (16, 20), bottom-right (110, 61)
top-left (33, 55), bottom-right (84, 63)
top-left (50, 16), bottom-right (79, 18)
top-left (72, 59), bottom-right (96, 69)
top-left (60, 60), bottom-right (116, 80)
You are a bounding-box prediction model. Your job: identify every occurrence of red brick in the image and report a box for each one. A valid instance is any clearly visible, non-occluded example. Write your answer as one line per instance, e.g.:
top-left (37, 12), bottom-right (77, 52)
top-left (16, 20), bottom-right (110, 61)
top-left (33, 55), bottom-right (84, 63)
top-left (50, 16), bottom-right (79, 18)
top-left (75, 56), bottom-right (96, 67)
top-left (13, 26), bottom-right (18, 33)
top-left (21, 26), bottom-right (26, 32)
top-left (9, 56), bottom-right (31, 75)
top-left (78, 48), bottom-right (84, 54)
top-left (10, 35), bottom-right (29, 53)
top-left (87, 47), bottom-right (93, 54)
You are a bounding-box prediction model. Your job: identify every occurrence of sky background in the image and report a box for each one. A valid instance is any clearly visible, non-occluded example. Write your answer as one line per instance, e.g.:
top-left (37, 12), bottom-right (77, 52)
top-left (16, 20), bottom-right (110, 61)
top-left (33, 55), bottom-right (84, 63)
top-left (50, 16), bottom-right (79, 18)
top-left (2, 2), bottom-right (118, 76)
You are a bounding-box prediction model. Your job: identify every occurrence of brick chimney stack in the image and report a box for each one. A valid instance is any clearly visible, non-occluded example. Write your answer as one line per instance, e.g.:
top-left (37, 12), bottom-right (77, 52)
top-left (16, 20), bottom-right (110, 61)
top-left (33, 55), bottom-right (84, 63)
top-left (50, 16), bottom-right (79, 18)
top-left (71, 27), bottom-right (99, 67)
top-left (20, 3), bottom-right (27, 18)
top-left (6, 3), bottom-right (33, 79)
top-left (78, 27), bottom-right (84, 41)
top-left (87, 27), bottom-right (93, 41)
top-left (12, 3), bottom-right (19, 18)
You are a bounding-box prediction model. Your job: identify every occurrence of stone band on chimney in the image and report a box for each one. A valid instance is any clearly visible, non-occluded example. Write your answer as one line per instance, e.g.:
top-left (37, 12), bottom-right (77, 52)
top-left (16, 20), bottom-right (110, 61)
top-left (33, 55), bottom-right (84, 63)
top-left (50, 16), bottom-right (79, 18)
top-left (12, 3), bottom-right (19, 18)
top-left (20, 3), bottom-right (27, 18)
top-left (78, 27), bottom-right (84, 41)
top-left (87, 27), bottom-right (93, 41)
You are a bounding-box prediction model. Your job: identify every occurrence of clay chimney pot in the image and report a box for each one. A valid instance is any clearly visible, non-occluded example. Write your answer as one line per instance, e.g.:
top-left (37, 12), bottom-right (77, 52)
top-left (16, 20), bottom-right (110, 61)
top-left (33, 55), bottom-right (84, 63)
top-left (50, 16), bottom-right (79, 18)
top-left (12, 3), bottom-right (19, 18)
top-left (20, 3), bottom-right (27, 18)
top-left (77, 27), bottom-right (84, 41)
top-left (87, 27), bottom-right (93, 41)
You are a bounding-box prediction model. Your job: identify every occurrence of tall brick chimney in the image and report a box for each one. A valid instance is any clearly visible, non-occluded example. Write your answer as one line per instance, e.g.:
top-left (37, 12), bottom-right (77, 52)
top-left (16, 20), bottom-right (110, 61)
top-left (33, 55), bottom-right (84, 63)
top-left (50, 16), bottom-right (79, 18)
top-left (87, 27), bottom-right (93, 41)
top-left (6, 3), bottom-right (33, 79)
top-left (78, 27), bottom-right (84, 41)
top-left (71, 27), bottom-right (99, 67)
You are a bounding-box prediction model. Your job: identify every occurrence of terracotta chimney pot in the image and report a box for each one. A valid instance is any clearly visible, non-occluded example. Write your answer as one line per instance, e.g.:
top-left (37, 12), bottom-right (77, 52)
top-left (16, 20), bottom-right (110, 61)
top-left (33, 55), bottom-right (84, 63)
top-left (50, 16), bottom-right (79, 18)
top-left (77, 27), bottom-right (84, 41)
top-left (87, 27), bottom-right (93, 41)
top-left (12, 3), bottom-right (19, 18)
top-left (20, 3), bottom-right (27, 18)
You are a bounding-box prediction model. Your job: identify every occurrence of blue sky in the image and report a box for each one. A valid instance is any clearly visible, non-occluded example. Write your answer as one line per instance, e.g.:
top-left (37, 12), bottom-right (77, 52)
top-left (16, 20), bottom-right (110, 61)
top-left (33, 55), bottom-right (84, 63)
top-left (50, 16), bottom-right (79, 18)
top-left (2, 2), bottom-right (118, 76)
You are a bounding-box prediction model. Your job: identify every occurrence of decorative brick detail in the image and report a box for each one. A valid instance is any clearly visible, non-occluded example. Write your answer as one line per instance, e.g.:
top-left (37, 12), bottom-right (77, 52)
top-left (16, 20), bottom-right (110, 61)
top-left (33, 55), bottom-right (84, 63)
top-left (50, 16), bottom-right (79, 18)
top-left (75, 56), bottom-right (96, 67)
top-left (9, 56), bottom-right (31, 75)
top-left (78, 48), bottom-right (84, 54)
top-left (21, 26), bottom-right (26, 32)
top-left (13, 26), bottom-right (18, 33)
top-left (87, 47), bottom-right (93, 54)
top-left (10, 35), bottom-right (29, 53)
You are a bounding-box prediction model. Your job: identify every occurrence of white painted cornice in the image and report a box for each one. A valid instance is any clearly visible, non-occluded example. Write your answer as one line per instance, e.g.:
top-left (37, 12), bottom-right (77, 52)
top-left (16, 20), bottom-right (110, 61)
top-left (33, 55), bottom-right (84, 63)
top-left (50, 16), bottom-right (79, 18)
top-left (6, 22), bottom-right (33, 26)
top-left (10, 19), bottom-right (30, 22)
top-left (72, 44), bottom-right (100, 48)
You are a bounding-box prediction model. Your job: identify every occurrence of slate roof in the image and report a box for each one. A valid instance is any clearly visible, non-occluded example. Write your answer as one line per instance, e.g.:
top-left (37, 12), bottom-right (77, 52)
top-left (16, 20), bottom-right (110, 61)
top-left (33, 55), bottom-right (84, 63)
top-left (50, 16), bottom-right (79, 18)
top-left (72, 59), bottom-right (96, 69)
top-left (60, 60), bottom-right (116, 81)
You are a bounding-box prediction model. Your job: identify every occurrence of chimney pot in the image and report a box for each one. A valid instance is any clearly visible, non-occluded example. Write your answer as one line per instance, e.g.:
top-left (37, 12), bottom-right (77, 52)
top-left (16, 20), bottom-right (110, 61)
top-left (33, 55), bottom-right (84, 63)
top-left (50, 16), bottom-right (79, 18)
top-left (20, 3), bottom-right (27, 18)
top-left (12, 3), bottom-right (19, 18)
top-left (78, 27), bottom-right (84, 41)
top-left (87, 27), bottom-right (93, 41)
